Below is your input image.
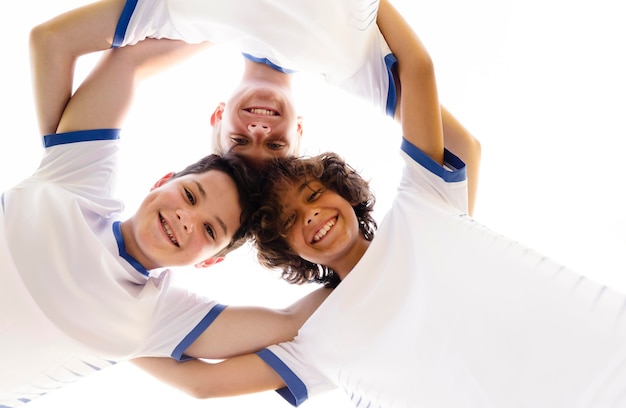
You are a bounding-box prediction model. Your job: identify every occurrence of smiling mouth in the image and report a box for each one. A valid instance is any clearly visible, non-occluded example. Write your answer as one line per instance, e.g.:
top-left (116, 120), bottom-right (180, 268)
top-left (244, 107), bottom-right (279, 116)
top-left (312, 217), bottom-right (337, 244)
top-left (160, 214), bottom-right (179, 247)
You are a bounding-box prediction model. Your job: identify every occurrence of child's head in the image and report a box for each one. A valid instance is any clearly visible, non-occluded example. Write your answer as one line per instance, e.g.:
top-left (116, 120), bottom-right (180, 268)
top-left (209, 76), bottom-right (303, 162)
top-left (124, 153), bottom-right (260, 270)
top-left (252, 153), bottom-right (377, 287)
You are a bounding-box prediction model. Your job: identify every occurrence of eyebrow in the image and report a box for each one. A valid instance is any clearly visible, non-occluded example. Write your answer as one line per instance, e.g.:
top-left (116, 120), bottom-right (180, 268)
top-left (194, 180), bottom-right (228, 237)
top-left (297, 181), bottom-right (311, 193)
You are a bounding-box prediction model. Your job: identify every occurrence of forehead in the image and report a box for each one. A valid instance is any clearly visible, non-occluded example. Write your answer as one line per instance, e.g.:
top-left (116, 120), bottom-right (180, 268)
top-left (178, 170), bottom-right (239, 197)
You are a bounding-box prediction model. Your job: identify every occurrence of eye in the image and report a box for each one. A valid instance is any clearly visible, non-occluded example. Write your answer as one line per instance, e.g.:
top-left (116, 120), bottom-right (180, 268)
top-left (204, 224), bottom-right (215, 239)
top-left (185, 188), bottom-right (196, 205)
top-left (307, 188), bottom-right (324, 202)
top-left (230, 136), bottom-right (248, 145)
top-left (267, 141), bottom-right (286, 150)
top-left (282, 213), bottom-right (296, 232)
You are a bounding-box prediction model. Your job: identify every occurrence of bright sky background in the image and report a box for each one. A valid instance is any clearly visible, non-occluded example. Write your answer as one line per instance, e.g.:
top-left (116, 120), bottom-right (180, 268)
top-left (3, 0), bottom-right (626, 407)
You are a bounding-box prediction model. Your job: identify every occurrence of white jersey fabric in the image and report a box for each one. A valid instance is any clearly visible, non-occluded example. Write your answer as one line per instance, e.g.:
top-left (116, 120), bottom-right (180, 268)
top-left (258, 139), bottom-right (626, 407)
top-left (113, 0), bottom-right (398, 117)
top-left (0, 129), bottom-right (224, 408)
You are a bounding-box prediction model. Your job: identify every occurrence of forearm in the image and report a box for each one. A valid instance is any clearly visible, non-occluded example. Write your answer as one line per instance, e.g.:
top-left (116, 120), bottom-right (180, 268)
top-left (441, 106), bottom-right (481, 215)
top-left (377, 0), bottom-right (444, 164)
top-left (185, 287), bottom-right (332, 359)
top-left (132, 355), bottom-right (284, 399)
top-left (55, 38), bottom-right (209, 134)
top-left (29, 0), bottom-right (125, 135)
top-left (377, 1), bottom-right (481, 211)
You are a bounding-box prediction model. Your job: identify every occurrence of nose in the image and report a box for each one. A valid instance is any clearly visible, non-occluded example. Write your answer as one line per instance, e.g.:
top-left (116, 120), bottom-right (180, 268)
top-left (247, 122), bottom-right (271, 137)
top-left (176, 209), bottom-right (194, 234)
top-left (306, 210), bottom-right (319, 225)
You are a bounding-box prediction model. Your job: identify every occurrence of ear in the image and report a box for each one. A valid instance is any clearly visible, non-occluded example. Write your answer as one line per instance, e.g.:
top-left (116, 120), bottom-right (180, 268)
top-left (194, 256), bottom-right (225, 269)
top-left (150, 172), bottom-right (175, 191)
top-left (296, 115), bottom-right (304, 138)
top-left (210, 102), bottom-right (226, 126)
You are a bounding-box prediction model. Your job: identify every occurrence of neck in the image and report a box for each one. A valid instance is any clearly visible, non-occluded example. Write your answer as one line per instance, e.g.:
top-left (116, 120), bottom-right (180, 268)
top-left (241, 58), bottom-right (292, 88)
top-left (119, 219), bottom-right (157, 271)
top-left (330, 239), bottom-right (371, 281)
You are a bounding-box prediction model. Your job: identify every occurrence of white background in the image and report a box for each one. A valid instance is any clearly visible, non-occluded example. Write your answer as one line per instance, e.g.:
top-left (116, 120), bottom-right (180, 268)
top-left (2, 0), bottom-right (626, 407)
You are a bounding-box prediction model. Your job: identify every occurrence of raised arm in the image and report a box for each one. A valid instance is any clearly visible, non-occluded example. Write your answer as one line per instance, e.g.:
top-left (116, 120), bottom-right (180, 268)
top-left (376, 0), bottom-right (444, 164)
top-left (29, 0), bottom-right (125, 135)
top-left (55, 38), bottom-right (208, 134)
top-left (29, 0), bottom-right (211, 135)
top-left (377, 0), bottom-right (481, 214)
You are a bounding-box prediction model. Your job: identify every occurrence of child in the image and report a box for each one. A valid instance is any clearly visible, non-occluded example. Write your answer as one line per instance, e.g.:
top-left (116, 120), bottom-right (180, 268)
top-left (133, 1), bottom-right (626, 406)
top-left (0, 26), bottom-right (329, 408)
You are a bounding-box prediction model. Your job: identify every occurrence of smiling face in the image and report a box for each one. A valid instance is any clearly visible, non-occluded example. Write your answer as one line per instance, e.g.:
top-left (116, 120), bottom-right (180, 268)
top-left (279, 179), bottom-right (368, 277)
top-left (122, 170), bottom-right (243, 270)
top-left (211, 82), bottom-right (303, 161)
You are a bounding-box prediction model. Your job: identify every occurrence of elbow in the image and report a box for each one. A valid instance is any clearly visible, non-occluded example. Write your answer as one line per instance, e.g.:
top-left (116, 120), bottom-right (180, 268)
top-left (470, 134), bottom-right (482, 161)
top-left (185, 384), bottom-right (214, 400)
top-left (29, 21), bottom-right (64, 58)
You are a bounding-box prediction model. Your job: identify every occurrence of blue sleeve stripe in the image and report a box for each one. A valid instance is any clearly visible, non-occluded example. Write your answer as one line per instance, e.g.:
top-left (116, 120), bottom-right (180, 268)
top-left (256, 349), bottom-right (308, 407)
top-left (112, 0), bottom-right (138, 48)
top-left (401, 137), bottom-right (467, 182)
top-left (242, 53), bottom-right (297, 74)
top-left (384, 53), bottom-right (399, 118)
top-left (171, 304), bottom-right (227, 361)
top-left (43, 129), bottom-right (121, 148)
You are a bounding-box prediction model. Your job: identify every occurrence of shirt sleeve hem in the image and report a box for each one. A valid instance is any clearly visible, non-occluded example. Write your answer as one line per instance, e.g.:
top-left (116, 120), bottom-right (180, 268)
top-left (257, 349), bottom-right (308, 407)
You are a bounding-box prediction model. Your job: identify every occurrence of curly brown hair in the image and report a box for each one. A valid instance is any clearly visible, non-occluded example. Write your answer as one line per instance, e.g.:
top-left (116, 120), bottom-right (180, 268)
top-left (251, 152), bottom-right (376, 288)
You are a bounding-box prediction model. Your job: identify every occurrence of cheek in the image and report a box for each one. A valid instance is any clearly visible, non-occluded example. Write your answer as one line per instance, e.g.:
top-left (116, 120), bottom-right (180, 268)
top-left (287, 231), bottom-right (309, 256)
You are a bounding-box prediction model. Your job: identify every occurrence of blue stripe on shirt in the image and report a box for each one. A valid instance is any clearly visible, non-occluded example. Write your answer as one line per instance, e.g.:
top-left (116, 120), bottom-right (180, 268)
top-left (112, 0), bottom-right (139, 48)
top-left (43, 129), bottom-right (120, 148)
top-left (172, 304), bottom-right (228, 361)
top-left (112, 221), bottom-right (150, 277)
top-left (257, 349), bottom-right (308, 407)
top-left (385, 53), bottom-right (399, 118)
top-left (401, 137), bottom-right (466, 182)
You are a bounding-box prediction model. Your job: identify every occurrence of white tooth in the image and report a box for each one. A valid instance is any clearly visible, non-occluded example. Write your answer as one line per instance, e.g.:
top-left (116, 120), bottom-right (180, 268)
top-left (250, 108), bottom-right (275, 116)
top-left (161, 217), bottom-right (177, 244)
top-left (314, 219), bottom-right (336, 242)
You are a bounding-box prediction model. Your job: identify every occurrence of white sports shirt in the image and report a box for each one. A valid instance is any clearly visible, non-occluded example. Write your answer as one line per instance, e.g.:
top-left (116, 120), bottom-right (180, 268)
top-left (0, 130), bottom-right (224, 408)
top-left (258, 139), bottom-right (626, 407)
top-left (113, 0), bottom-right (398, 117)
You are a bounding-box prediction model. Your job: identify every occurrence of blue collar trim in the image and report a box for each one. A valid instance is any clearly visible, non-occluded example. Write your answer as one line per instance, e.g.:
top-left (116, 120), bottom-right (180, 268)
top-left (112, 221), bottom-right (150, 277)
top-left (242, 53), bottom-right (297, 74)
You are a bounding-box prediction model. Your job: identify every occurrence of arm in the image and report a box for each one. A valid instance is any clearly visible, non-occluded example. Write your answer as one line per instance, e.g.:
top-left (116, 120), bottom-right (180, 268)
top-left (29, 0), bottom-right (211, 135)
top-left (132, 288), bottom-right (333, 398)
top-left (376, 0), bottom-right (443, 164)
top-left (29, 0), bottom-right (126, 135)
top-left (184, 287), bottom-right (332, 359)
top-left (56, 38), bottom-right (208, 134)
top-left (378, 2), bottom-right (481, 214)
top-left (133, 354), bottom-right (285, 399)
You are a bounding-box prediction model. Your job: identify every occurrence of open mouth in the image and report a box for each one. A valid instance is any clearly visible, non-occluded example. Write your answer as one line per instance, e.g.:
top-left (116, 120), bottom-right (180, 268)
top-left (244, 107), bottom-right (279, 116)
top-left (160, 213), bottom-right (179, 247)
top-left (312, 217), bottom-right (337, 244)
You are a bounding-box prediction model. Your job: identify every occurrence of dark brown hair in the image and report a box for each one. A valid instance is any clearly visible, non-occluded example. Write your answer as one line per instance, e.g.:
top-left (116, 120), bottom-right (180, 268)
top-left (251, 152), bottom-right (376, 288)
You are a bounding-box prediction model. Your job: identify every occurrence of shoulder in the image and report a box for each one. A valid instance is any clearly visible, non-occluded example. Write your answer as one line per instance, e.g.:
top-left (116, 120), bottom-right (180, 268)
top-left (400, 139), bottom-right (468, 212)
